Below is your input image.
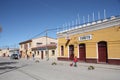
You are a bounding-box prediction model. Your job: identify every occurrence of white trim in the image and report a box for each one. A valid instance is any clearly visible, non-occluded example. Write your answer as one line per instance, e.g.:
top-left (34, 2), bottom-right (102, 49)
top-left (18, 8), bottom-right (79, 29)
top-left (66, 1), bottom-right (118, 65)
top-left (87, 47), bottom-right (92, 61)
top-left (108, 58), bottom-right (120, 59)
top-left (60, 46), bottom-right (61, 56)
top-left (56, 40), bottom-right (58, 58)
top-left (96, 43), bottom-right (98, 62)
top-left (86, 57), bottom-right (97, 58)
top-left (57, 56), bottom-right (68, 58)
top-left (68, 46), bottom-right (69, 58)
top-left (57, 18), bottom-right (120, 38)
top-left (77, 45), bottom-right (79, 58)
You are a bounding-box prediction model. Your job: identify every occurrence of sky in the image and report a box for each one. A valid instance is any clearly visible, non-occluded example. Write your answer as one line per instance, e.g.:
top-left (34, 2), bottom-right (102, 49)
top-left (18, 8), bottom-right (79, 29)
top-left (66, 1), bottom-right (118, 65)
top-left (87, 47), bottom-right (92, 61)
top-left (0, 0), bottom-right (120, 48)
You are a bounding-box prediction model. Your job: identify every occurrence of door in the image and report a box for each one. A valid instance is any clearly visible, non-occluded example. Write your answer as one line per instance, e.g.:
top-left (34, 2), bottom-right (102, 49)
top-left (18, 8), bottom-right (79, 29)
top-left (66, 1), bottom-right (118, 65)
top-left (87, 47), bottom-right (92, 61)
top-left (41, 51), bottom-right (44, 59)
top-left (98, 41), bottom-right (108, 63)
top-left (69, 45), bottom-right (74, 60)
top-left (79, 44), bottom-right (86, 61)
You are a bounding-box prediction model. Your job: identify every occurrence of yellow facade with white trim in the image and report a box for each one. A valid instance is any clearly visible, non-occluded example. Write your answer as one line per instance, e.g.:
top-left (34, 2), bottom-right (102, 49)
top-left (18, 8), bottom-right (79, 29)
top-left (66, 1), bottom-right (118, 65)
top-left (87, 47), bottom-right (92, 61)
top-left (57, 16), bottom-right (120, 65)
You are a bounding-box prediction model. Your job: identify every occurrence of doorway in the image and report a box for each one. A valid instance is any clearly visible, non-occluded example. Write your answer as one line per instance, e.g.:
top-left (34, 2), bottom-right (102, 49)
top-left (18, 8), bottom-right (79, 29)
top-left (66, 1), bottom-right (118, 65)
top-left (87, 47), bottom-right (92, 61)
top-left (98, 41), bottom-right (108, 63)
top-left (79, 44), bottom-right (86, 62)
top-left (69, 45), bottom-right (74, 60)
top-left (41, 51), bottom-right (44, 59)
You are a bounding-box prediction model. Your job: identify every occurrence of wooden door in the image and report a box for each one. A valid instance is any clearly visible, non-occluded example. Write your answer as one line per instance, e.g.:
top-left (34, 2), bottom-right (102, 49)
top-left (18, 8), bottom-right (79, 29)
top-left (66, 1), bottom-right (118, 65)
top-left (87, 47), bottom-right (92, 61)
top-left (41, 51), bottom-right (44, 59)
top-left (69, 45), bottom-right (74, 60)
top-left (79, 44), bottom-right (86, 61)
top-left (98, 41), bottom-right (108, 63)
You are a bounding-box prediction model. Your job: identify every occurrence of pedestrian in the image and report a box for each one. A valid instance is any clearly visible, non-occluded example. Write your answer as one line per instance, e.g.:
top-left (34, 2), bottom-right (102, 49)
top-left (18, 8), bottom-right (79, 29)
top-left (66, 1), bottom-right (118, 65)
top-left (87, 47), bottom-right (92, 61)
top-left (73, 56), bottom-right (78, 67)
top-left (27, 54), bottom-right (29, 60)
top-left (32, 54), bottom-right (35, 60)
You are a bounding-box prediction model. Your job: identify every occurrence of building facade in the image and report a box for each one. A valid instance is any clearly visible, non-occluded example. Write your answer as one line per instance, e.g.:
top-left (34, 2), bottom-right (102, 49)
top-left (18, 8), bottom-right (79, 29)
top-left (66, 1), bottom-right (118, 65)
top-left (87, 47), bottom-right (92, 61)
top-left (57, 16), bottom-right (120, 65)
top-left (19, 36), bottom-right (57, 60)
top-left (19, 40), bottom-right (32, 58)
top-left (0, 48), bottom-right (19, 57)
top-left (32, 36), bottom-right (57, 60)
top-left (0, 48), bottom-right (9, 57)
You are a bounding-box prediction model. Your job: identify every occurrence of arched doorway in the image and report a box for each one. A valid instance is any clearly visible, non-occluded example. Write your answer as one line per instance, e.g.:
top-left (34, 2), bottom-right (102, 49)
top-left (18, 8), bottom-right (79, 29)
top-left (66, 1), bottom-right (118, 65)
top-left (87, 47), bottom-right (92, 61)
top-left (69, 45), bottom-right (74, 60)
top-left (98, 41), bottom-right (108, 63)
top-left (79, 44), bottom-right (86, 62)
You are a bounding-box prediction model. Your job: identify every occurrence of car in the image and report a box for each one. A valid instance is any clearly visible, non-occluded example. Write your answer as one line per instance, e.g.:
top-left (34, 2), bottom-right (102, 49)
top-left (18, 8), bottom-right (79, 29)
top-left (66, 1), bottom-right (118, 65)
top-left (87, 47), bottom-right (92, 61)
top-left (10, 54), bottom-right (19, 59)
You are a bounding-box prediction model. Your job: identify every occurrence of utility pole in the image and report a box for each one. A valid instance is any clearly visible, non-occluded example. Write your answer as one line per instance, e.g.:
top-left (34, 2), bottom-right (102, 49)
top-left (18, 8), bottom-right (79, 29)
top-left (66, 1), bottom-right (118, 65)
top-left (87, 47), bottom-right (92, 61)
top-left (46, 29), bottom-right (49, 61)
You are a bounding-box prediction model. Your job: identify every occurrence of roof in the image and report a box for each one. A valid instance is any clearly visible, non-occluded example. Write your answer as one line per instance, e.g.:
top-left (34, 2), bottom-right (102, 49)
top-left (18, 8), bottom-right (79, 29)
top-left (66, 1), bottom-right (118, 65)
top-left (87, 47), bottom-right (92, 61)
top-left (32, 36), bottom-right (57, 40)
top-left (19, 40), bottom-right (32, 44)
top-left (32, 44), bottom-right (57, 50)
top-left (57, 15), bottom-right (120, 38)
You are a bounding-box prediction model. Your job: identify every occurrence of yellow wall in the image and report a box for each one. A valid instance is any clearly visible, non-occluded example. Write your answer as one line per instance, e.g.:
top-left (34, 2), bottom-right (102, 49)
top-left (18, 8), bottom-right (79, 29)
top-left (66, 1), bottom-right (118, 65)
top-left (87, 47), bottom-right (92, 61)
top-left (108, 41), bottom-right (120, 58)
top-left (58, 26), bottom-right (120, 59)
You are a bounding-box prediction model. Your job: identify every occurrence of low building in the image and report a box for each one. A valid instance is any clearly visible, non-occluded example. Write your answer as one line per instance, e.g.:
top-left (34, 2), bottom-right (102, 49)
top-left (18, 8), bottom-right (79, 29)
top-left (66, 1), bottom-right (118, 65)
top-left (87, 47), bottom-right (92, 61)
top-left (19, 36), bottom-right (57, 60)
top-left (0, 48), bottom-right (9, 57)
top-left (19, 40), bottom-right (32, 58)
top-left (0, 48), bottom-right (19, 57)
top-left (32, 36), bottom-right (57, 60)
top-left (57, 15), bottom-right (120, 65)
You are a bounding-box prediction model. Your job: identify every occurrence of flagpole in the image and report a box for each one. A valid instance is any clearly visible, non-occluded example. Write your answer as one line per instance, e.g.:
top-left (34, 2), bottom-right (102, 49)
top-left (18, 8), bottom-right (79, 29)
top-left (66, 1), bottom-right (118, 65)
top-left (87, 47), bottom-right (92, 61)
top-left (104, 9), bottom-right (106, 19)
top-left (98, 11), bottom-right (100, 20)
top-left (77, 13), bottom-right (80, 24)
top-left (76, 19), bottom-right (77, 26)
top-left (88, 14), bottom-right (90, 22)
top-left (83, 16), bottom-right (85, 23)
top-left (72, 21), bottom-right (74, 27)
top-left (93, 12), bottom-right (95, 21)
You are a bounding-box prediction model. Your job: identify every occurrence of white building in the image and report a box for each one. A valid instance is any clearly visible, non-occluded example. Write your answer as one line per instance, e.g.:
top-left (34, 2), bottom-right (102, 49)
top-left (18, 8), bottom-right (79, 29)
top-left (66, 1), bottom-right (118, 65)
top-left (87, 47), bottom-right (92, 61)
top-left (19, 36), bottom-right (57, 60)
top-left (32, 36), bottom-right (57, 61)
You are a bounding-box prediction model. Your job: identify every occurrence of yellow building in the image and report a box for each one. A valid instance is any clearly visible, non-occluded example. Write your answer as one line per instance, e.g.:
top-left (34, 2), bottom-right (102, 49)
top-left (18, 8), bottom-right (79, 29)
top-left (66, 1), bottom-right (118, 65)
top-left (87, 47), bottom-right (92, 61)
top-left (57, 16), bottom-right (120, 65)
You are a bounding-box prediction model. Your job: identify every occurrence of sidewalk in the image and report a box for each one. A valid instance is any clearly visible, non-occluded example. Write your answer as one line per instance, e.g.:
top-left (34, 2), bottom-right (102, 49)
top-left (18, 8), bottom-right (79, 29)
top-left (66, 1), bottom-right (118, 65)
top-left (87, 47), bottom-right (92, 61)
top-left (4, 56), bottom-right (119, 70)
top-left (44, 60), bottom-right (120, 70)
top-left (0, 57), bottom-right (120, 80)
top-left (19, 59), bottom-right (120, 80)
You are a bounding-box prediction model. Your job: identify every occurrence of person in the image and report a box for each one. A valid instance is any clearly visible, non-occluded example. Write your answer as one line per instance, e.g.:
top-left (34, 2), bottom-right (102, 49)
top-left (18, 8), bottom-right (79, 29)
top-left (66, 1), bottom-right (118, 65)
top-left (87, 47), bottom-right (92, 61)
top-left (32, 53), bottom-right (35, 60)
top-left (27, 54), bottom-right (29, 60)
top-left (73, 56), bottom-right (78, 67)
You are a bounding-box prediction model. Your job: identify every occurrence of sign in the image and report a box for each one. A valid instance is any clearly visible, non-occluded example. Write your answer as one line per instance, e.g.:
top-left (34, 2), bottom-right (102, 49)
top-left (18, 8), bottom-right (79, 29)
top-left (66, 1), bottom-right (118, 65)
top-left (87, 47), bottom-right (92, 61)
top-left (79, 35), bottom-right (92, 41)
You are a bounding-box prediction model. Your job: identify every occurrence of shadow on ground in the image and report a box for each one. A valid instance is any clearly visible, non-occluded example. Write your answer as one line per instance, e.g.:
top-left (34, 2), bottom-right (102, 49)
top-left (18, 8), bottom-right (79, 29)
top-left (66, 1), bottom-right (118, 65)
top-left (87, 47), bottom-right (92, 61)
top-left (0, 62), bottom-right (18, 66)
top-left (0, 66), bottom-right (17, 70)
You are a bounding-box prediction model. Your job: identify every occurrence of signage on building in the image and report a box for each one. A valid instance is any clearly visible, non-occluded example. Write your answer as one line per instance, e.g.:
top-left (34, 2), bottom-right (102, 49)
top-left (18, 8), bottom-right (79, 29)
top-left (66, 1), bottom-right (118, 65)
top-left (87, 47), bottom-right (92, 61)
top-left (79, 35), bottom-right (92, 41)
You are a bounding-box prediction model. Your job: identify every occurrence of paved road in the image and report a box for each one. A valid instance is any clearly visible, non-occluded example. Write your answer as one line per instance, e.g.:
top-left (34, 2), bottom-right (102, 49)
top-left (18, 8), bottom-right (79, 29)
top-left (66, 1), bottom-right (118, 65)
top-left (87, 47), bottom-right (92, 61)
top-left (0, 57), bottom-right (120, 80)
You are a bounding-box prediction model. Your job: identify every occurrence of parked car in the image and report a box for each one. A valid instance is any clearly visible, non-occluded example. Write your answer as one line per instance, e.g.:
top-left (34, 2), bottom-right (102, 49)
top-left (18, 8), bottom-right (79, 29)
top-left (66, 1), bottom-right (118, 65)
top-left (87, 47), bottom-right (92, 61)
top-left (10, 54), bottom-right (19, 59)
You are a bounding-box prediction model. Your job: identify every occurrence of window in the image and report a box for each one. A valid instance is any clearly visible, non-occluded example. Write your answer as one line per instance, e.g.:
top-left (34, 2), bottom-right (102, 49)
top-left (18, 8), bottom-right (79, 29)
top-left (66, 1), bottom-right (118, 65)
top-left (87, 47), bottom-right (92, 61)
top-left (61, 46), bottom-right (64, 56)
top-left (34, 51), bottom-right (36, 55)
top-left (21, 45), bottom-right (22, 49)
top-left (52, 50), bottom-right (55, 56)
top-left (36, 42), bottom-right (42, 46)
top-left (37, 51), bottom-right (39, 55)
top-left (28, 43), bottom-right (31, 48)
top-left (50, 42), bottom-right (56, 44)
top-left (24, 44), bottom-right (28, 49)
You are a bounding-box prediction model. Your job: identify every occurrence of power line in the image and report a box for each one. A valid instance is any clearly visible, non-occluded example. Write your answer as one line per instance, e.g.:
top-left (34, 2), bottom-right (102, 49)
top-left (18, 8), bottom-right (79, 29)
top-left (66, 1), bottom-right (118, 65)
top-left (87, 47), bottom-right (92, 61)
top-left (30, 27), bottom-right (63, 39)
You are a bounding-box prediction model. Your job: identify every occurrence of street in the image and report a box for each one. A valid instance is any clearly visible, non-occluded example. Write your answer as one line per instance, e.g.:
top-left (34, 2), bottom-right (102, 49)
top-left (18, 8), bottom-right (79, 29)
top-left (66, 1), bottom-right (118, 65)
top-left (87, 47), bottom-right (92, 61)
top-left (0, 57), bottom-right (120, 80)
